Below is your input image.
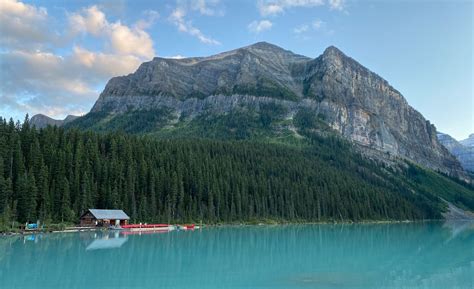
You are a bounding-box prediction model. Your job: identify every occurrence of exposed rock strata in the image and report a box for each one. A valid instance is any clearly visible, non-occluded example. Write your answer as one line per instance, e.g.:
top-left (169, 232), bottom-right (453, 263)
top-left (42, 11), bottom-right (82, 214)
top-left (88, 42), bottom-right (464, 176)
top-left (438, 133), bottom-right (474, 172)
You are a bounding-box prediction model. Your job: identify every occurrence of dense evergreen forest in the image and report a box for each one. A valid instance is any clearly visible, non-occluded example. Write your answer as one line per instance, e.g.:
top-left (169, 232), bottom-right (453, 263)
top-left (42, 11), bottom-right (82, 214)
top-left (1, 115), bottom-right (473, 228)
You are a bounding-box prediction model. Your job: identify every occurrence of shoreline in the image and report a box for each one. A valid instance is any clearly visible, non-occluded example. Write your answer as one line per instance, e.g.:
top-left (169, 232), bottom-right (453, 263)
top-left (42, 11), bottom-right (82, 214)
top-left (0, 218), bottom-right (457, 236)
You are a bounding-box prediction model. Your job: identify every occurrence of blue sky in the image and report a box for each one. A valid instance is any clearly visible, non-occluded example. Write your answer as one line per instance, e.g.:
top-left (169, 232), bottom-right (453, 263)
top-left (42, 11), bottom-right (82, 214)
top-left (0, 0), bottom-right (472, 140)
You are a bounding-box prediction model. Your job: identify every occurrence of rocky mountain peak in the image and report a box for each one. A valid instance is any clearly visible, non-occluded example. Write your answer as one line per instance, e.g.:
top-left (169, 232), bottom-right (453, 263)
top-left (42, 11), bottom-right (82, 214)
top-left (319, 45), bottom-right (351, 67)
top-left (460, 134), bottom-right (474, 147)
top-left (244, 41), bottom-right (283, 50)
top-left (31, 114), bottom-right (79, 129)
top-left (438, 132), bottom-right (474, 172)
top-left (64, 115), bottom-right (79, 122)
top-left (237, 41), bottom-right (310, 65)
top-left (241, 41), bottom-right (297, 55)
top-left (322, 45), bottom-right (344, 58)
top-left (83, 42), bottom-right (465, 177)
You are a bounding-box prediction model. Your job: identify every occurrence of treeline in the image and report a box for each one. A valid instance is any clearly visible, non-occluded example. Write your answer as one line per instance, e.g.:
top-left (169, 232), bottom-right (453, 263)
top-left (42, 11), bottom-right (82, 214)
top-left (0, 115), bottom-right (472, 225)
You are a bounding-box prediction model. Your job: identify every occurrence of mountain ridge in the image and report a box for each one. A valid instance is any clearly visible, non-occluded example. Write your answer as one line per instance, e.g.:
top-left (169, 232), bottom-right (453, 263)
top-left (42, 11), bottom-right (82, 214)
top-left (65, 42), bottom-right (464, 178)
top-left (438, 132), bottom-right (474, 172)
top-left (460, 134), bottom-right (474, 147)
top-left (30, 114), bottom-right (79, 129)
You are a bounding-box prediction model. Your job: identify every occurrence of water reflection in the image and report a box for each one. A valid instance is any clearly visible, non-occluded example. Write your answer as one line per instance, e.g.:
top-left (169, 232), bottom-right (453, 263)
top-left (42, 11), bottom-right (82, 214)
top-left (23, 234), bottom-right (41, 243)
top-left (85, 231), bottom-right (128, 251)
top-left (443, 220), bottom-right (474, 241)
top-left (0, 222), bottom-right (472, 289)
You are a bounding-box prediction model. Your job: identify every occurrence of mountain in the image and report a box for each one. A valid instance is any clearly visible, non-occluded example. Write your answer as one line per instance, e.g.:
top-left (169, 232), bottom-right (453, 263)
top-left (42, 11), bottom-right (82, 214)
top-left (460, 134), bottom-right (474, 147)
top-left (3, 43), bottom-right (474, 225)
top-left (67, 42), bottom-right (463, 177)
top-left (438, 132), bottom-right (474, 172)
top-left (30, 114), bottom-right (79, 129)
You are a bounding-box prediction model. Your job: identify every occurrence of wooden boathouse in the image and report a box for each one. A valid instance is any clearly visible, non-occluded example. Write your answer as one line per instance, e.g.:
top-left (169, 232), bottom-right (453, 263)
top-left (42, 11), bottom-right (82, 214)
top-left (80, 209), bottom-right (130, 227)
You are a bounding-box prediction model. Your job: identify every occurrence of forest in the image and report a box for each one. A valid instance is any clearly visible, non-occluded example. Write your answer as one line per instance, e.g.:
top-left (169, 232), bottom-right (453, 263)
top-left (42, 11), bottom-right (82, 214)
top-left (1, 115), bottom-right (473, 229)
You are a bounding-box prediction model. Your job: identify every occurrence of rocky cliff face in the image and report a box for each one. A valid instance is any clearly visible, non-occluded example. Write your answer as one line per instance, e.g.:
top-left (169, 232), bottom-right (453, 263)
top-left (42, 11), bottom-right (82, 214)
top-left (86, 42), bottom-right (463, 176)
top-left (460, 134), bottom-right (474, 147)
top-left (31, 114), bottom-right (79, 129)
top-left (438, 133), bottom-right (474, 172)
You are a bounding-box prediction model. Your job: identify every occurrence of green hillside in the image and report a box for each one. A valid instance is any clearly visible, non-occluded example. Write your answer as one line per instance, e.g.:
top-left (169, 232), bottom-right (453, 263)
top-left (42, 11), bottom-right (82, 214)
top-left (1, 115), bottom-right (473, 229)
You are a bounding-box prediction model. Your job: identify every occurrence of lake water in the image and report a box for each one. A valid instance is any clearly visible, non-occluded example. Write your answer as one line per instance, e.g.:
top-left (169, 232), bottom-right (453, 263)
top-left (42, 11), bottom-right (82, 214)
top-left (1, 222), bottom-right (473, 289)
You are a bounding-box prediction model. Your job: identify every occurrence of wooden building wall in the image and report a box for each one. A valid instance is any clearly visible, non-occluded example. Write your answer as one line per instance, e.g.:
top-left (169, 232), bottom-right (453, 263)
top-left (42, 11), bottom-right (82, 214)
top-left (80, 212), bottom-right (97, 227)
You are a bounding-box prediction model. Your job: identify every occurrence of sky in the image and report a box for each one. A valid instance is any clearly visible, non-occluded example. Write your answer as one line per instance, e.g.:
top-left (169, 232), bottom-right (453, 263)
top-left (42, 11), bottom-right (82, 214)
top-left (0, 0), bottom-right (472, 140)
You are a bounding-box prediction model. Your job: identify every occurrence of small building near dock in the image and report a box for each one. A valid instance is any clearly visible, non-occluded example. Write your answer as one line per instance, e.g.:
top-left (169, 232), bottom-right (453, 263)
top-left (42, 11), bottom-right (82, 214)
top-left (80, 209), bottom-right (130, 227)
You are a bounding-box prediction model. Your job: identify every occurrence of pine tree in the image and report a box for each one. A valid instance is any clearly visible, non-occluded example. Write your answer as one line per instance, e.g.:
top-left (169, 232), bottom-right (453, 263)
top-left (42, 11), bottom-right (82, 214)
top-left (37, 164), bottom-right (51, 222)
top-left (60, 177), bottom-right (73, 222)
top-left (0, 115), bottom-right (472, 226)
top-left (0, 157), bottom-right (7, 214)
top-left (16, 173), bottom-right (36, 222)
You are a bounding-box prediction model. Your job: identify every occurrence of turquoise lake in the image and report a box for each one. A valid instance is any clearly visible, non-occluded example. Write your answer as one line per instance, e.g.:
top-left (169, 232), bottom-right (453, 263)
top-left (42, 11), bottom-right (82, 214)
top-left (1, 222), bottom-right (473, 289)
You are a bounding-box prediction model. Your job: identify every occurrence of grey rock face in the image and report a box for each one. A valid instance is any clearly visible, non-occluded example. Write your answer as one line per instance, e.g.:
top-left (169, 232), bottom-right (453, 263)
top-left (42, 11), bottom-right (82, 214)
top-left (460, 134), bottom-right (474, 147)
top-left (438, 133), bottom-right (474, 172)
top-left (30, 114), bottom-right (79, 129)
top-left (89, 42), bottom-right (464, 176)
top-left (442, 202), bottom-right (474, 220)
top-left (95, 42), bottom-right (308, 106)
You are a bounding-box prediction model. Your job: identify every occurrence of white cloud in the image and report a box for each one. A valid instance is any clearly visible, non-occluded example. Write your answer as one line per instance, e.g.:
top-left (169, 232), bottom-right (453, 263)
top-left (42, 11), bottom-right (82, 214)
top-left (69, 5), bottom-right (155, 58)
top-left (0, 48), bottom-right (144, 118)
top-left (0, 0), bottom-right (53, 50)
top-left (248, 20), bottom-right (273, 34)
top-left (191, 0), bottom-right (223, 16)
top-left (258, 0), bottom-right (324, 16)
top-left (169, 7), bottom-right (220, 45)
top-left (168, 55), bottom-right (186, 59)
top-left (258, 0), bottom-right (345, 16)
top-left (293, 18), bottom-right (332, 38)
top-left (1, 50), bottom-right (97, 117)
top-left (259, 3), bottom-right (284, 16)
top-left (135, 10), bottom-right (160, 30)
top-left (72, 46), bottom-right (143, 78)
top-left (69, 5), bottom-right (108, 36)
top-left (312, 19), bottom-right (324, 29)
top-left (328, 0), bottom-right (345, 11)
top-left (293, 24), bottom-right (309, 34)
top-left (0, 1), bottom-right (157, 120)
top-left (108, 22), bottom-right (154, 58)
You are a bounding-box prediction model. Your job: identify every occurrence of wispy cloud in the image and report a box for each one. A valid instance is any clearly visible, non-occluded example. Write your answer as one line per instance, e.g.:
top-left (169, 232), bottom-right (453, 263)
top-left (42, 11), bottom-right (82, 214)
top-left (168, 55), bottom-right (186, 59)
top-left (258, 0), bottom-right (324, 16)
top-left (312, 19), bottom-right (324, 29)
top-left (293, 18), bottom-right (333, 38)
top-left (191, 0), bottom-right (224, 16)
top-left (248, 20), bottom-right (273, 34)
top-left (293, 24), bottom-right (309, 34)
top-left (257, 0), bottom-right (345, 16)
top-left (328, 0), bottom-right (345, 11)
top-left (135, 10), bottom-right (160, 30)
top-left (168, 0), bottom-right (222, 45)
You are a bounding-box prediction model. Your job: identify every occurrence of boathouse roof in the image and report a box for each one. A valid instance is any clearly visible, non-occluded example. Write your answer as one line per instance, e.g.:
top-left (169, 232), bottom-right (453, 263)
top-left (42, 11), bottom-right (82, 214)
top-left (85, 209), bottom-right (130, 220)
